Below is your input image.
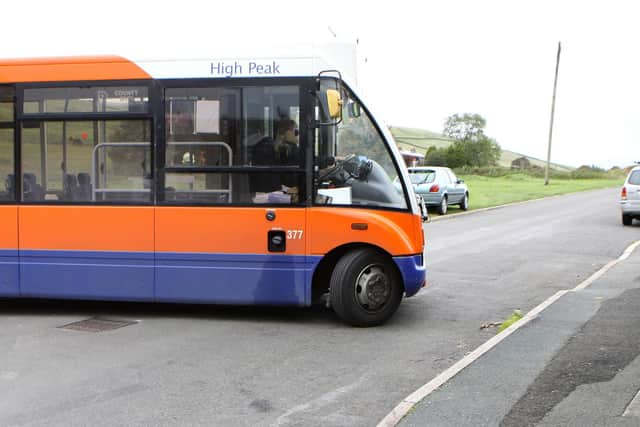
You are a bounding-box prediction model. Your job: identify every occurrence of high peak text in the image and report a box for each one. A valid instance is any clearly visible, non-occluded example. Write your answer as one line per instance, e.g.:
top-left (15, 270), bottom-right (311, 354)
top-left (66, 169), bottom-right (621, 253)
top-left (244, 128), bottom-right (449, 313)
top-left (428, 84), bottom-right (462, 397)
top-left (210, 61), bottom-right (281, 77)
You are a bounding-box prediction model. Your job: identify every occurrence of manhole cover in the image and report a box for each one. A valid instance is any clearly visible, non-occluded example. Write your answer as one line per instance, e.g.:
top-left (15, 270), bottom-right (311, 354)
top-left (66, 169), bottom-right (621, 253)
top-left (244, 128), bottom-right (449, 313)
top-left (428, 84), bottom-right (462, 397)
top-left (58, 317), bottom-right (137, 333)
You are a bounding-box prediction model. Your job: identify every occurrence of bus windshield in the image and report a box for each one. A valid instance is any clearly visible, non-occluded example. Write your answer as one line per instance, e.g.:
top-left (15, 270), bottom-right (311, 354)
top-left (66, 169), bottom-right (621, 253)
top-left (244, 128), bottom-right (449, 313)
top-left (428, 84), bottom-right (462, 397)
top-left (315, 81), bottom-right (407, 209)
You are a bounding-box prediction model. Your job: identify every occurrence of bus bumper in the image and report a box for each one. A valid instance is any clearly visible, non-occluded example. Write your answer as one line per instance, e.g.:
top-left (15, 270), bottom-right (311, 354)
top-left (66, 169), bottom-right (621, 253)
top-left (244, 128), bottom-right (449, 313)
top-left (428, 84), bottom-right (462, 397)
top-left (393, 254), bottom-right (427, 297)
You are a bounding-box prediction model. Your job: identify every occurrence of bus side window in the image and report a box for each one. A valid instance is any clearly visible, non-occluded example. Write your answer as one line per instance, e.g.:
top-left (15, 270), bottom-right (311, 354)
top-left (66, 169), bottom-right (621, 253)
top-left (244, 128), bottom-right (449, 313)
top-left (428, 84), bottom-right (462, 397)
top-left (161, 85), bottom-right (305, 205)
top-left (0, 87), bottom-right (15, 201)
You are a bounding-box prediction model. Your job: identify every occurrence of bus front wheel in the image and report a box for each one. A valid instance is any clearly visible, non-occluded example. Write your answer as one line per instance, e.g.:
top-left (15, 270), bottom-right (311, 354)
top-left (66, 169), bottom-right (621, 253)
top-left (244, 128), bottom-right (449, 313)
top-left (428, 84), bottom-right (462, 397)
top-left (329, 248), bottom-right (403, 327)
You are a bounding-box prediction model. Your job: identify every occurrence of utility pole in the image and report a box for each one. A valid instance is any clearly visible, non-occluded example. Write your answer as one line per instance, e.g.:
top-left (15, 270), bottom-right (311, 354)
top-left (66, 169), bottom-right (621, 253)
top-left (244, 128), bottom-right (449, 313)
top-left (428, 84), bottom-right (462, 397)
top-left (545, 41), bottom-right (562, 185)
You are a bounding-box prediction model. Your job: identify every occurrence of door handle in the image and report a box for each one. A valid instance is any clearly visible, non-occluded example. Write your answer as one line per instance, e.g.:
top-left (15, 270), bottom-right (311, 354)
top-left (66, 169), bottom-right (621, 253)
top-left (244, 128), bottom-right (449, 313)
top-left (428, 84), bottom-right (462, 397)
top-left (268, 230), bottom-right (286, 252)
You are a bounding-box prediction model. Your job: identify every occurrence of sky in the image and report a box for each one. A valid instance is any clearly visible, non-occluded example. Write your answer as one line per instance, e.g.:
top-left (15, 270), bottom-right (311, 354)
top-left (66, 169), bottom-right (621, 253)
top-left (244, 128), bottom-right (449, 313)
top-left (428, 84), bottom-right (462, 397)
top-left (3, 0), bottom-right (638, 169)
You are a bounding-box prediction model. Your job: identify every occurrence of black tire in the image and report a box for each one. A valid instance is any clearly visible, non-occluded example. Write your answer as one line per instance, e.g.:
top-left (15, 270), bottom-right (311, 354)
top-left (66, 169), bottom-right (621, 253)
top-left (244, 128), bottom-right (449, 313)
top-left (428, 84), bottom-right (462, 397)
top-left (329, 248), bottom-right (403, 327)
top-left (622, 214), bottom-right (632, 226)
top-left (438, 196), bottom-right (448, 215)
top-left (460, 192), bottom-right (469, 211)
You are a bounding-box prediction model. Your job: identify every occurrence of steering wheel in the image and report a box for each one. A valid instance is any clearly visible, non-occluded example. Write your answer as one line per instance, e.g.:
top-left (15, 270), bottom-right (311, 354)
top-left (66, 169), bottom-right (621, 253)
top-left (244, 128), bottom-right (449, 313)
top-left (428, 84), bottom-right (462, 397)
top-left (342, 154), bottom-right (373, 180)
top-left (317, 154), bottom-right (372, 185)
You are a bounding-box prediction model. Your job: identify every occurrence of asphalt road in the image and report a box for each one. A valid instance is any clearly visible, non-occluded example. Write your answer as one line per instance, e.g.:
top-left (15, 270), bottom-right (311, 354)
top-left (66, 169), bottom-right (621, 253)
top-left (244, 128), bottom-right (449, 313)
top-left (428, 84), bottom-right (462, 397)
top-left (1, 188), bottom-right (639, 426)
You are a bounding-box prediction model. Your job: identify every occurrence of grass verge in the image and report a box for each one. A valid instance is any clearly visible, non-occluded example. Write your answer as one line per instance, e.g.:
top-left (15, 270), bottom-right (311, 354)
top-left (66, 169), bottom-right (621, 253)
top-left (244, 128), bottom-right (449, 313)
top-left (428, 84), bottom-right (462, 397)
top-left (445, 174), bottom-right (622, 213)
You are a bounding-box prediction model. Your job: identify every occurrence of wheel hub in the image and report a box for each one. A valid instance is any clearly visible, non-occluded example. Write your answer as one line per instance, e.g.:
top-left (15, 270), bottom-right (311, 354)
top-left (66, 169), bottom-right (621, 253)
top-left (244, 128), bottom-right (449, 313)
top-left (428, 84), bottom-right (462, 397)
top-left (355, 265), bottom-right (390, 311)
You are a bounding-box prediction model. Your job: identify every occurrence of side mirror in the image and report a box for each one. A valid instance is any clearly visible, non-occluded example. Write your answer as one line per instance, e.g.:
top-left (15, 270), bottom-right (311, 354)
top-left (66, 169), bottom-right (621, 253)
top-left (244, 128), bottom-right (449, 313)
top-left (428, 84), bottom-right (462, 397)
top-left (317, 71), bottom-right (344, 127)
top-left (457, 179), bottom-right (464, 184)
top-left (326, 89), bottom-right (342, 120)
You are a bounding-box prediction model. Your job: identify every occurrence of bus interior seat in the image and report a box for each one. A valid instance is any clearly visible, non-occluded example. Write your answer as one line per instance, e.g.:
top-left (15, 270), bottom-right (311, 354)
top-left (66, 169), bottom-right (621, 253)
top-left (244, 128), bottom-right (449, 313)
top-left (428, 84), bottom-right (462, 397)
top-left (23, 173), bottom-right (44, 201)
top-left (77, 173), bottom-right (92, 200)
top-left (164, 186), bottom-right (176, 201)
top-left (5, 174), bottom-right (15, 199)
top-left (143, 172), bottom-right (152, 189)
top-left (63, 174), bottom-right (78, 201)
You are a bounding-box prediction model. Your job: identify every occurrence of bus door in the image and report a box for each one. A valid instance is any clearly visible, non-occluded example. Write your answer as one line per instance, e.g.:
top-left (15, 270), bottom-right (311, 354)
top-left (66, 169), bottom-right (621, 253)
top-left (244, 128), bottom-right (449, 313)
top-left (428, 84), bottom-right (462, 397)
top-left (154, 84), bottom-right (310, 305)
top-left (155, 206), bottom-right (307, 305)
top-left (0, 86), bottom-right (19, 296)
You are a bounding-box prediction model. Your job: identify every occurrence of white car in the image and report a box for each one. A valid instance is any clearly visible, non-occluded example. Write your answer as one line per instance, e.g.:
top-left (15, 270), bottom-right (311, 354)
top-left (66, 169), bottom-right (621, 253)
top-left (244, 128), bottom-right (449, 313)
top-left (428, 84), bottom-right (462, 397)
top-left (621, 165), bottom-right (640, 226)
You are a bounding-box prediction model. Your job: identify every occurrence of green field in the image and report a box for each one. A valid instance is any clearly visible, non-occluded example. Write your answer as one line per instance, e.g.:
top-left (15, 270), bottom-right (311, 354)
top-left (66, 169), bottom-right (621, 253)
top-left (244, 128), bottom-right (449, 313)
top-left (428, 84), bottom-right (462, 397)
top-left (444, 173), bottom-right (622, 213)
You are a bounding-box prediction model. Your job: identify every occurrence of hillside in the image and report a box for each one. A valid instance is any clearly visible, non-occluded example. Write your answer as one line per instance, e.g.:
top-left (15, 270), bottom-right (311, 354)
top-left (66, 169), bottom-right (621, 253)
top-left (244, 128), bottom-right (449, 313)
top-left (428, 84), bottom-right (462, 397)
top-left (389, 126), bottom-right (574, 172)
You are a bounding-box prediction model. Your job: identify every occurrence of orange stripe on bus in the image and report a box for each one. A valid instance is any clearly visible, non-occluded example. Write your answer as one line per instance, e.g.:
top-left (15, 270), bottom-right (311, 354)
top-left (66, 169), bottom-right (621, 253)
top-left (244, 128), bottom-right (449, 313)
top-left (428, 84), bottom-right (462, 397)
top-left (155, 207), bottom-right (306, 255)
top-left (14, 205), bottom-right (420, 257)
top-left (308, 208), bottom-right (421, 256)
top-left (0, 56), bottom-right (150, 83)
top-left (19, 206), bottom-right (154, 252)
top-left (0, 206), bottom-right (18, 249)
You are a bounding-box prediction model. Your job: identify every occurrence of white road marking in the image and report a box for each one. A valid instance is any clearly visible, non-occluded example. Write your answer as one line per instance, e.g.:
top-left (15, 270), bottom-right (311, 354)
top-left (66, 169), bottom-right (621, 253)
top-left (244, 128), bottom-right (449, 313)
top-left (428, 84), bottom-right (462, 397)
top-left (623, 389), bottom-right (640, 417)
top-left (573, 240), bottom-right (640, 291)
top-left (377, 240), bottom-right (640, 427)
top-left (273, 373), bottom-right (369, 426)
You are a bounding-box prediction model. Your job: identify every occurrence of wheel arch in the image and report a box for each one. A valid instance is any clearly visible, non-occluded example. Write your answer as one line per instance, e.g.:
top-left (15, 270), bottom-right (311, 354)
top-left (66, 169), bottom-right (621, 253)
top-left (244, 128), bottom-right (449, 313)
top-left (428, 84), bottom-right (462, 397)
top-left (311, 242), bottom-right (403, 303)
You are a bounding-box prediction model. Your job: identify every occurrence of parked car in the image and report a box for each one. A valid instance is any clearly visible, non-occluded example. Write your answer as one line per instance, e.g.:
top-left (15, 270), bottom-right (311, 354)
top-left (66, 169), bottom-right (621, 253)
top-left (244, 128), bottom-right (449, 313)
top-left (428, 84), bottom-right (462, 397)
top-left (404, 166), bottom-right (469, 215)
top-left (621, 165), bottom-right (640, 226)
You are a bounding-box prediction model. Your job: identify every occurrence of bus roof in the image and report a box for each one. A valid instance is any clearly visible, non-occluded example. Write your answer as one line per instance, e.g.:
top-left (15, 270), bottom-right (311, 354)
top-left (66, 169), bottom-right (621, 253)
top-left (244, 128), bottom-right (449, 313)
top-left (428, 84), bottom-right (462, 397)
top-left (0, 56), bottom-right (150, 83)
top-left (0, 43), bottom-right (358, 84)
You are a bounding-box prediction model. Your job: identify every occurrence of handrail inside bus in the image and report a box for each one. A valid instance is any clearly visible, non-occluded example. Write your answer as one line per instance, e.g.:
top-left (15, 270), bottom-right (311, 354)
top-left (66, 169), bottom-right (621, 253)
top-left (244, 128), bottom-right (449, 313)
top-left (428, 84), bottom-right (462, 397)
top-left (91, 142), bottom-right (150, 202)
top-left (165, 141), bottom-right (233, 203)
top-left (91, 141), bottom-right (233, 202)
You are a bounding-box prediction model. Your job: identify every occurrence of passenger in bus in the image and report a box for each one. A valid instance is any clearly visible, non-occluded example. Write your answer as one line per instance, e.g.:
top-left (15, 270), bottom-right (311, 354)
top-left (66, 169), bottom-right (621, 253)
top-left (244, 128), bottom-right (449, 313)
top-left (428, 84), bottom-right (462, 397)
top-left (196, 149), bottom-right (207, 166)
top-left (275, 118), bottom-right (301, 192)
top-left (179, 150), bottom-right (207, 166)
top-left (274, 119), bottom-right (299, 166)
top-left (182, 151), bottom-right (195, 165)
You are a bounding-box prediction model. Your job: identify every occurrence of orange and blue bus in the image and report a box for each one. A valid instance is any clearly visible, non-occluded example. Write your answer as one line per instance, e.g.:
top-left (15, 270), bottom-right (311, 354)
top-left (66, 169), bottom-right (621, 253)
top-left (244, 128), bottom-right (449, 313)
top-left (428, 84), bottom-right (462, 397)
top-left (0, 45), bottom-right (426, 326)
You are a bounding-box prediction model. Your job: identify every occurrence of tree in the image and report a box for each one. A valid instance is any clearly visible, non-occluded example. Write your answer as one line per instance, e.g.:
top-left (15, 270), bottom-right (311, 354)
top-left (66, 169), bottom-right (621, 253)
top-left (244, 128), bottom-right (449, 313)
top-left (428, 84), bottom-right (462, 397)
top-left (444, 113), bottom-right (487, 142)
top-left (443, 113), bottom-right (501, 167)
top-left (424, 146), bottom-right (447, 166)
top-left (445, 142), bottom-right (466, 168)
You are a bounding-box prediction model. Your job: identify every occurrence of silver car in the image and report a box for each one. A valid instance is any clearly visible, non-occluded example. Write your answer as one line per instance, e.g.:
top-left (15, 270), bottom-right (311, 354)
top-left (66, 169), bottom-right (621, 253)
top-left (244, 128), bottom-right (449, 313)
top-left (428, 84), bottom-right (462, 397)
top-left (407, 167), bottom-right (469, 215)
top-left (621, 165), bottom-right (640, 226)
